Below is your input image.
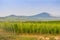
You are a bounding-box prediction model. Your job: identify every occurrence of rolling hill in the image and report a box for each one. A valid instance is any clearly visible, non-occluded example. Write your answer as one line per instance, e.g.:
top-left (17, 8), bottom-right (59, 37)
top-left (0, 12), bottom-right (60, 21)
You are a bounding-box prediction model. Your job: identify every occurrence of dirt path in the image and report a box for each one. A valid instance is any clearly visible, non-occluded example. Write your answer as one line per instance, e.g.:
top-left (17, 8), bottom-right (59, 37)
top-left (17, 34), bottom-right (60, 40)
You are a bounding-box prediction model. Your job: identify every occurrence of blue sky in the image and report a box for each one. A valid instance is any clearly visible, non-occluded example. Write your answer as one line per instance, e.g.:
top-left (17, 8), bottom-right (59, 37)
top-left (0, 0), bottom-right (60, 17)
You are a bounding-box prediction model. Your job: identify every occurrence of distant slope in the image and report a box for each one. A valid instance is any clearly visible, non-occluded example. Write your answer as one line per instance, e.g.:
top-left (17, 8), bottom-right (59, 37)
top-left (32, 12), bottom-right (52, 18)
top-left (0, 12), bottom-right (60, 21)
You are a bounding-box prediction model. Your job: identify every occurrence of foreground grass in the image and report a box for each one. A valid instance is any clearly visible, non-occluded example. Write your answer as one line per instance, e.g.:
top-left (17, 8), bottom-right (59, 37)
top-left (0, 21), bottom-right (60, 40)
top-left (0, 21), bottom-right (60, 34)
top-left (0, 31), bottom-right (60, 40)
top-left (0, 35), bottom-right (37, 40)
top-left (0, 29), bottom-right (60, 40)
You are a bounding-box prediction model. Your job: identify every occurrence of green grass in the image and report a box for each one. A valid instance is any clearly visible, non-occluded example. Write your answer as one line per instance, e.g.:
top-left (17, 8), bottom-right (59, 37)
top-left (0, 34), bottom-right (16, 40)
top-left (19, 37), bottom-right (37, 40)
top-left (0, 21), bottom-right (60, 35)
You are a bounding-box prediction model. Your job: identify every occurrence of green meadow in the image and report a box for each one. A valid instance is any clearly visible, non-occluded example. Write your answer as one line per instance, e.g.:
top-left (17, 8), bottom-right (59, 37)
top-left (0, 21), bottom-right (60, 40)
top-left (0, 21), bottom-right (60, 34)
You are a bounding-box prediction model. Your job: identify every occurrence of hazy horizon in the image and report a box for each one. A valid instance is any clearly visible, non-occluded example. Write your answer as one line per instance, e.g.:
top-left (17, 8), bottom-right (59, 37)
top-left (0, 0), bottom-right (60, 17)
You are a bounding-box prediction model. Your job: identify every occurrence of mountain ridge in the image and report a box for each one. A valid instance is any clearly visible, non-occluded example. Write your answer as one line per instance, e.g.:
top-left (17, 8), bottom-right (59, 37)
top-left (0, 12), bottom-right (60, 21)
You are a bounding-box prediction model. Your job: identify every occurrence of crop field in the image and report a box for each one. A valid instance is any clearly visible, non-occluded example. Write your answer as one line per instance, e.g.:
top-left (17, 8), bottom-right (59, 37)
top-left (0, 21), bottom-right (60, 40)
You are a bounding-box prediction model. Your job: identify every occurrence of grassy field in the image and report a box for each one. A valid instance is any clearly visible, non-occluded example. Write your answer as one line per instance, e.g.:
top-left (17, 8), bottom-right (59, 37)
top-left (0, 21), bottom-right (60, 40)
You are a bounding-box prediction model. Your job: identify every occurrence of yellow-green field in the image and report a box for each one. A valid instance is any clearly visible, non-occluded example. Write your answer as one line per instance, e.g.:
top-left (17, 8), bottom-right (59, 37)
top-left (0, 21), bottom-right (60, 40)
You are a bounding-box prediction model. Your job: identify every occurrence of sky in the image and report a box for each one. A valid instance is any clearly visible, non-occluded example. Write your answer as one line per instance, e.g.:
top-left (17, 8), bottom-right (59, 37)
top-left (0, 0), bottom-right (60, 17)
